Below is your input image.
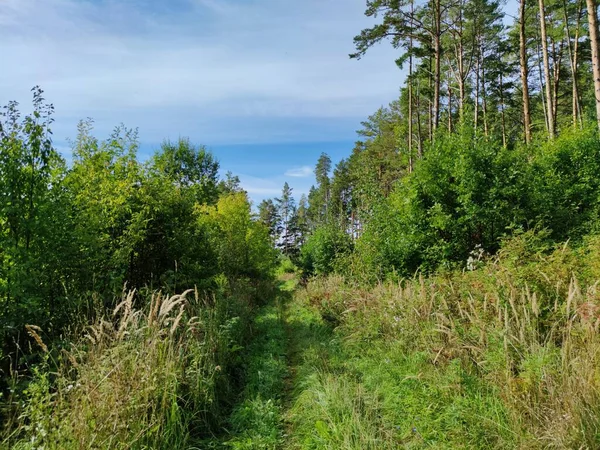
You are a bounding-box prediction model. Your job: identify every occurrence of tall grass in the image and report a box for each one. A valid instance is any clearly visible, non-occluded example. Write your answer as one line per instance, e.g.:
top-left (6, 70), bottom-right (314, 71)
top-left (2, 284), bottom-right (255, 450)
top-left (289, 232), bottom-right (600, 448)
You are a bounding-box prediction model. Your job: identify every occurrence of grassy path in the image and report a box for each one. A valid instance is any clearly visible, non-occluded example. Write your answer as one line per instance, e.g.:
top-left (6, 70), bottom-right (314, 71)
top-left (216, 275), bottom-right (436, 450)
top-left (215, 274), bottom-right (413, 449)
top-left (222, 293), bottom-right (289, 449)
top-left (209, 272), bottom-right (567, 449)
top-left (208, 274), bottom-right (334, 450)
top-left (277, 278), bottom-right (515, 450)
top-left (279, 280), bottom-right (332, 449)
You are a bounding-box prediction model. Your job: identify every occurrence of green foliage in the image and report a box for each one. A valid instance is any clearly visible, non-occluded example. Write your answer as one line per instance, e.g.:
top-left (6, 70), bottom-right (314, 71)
top-left (300, 225), bottom-right (353, 276)
top-left (352, 127), bottom-right (600, 277)
top-left (151, 138), bottom-right (219, 202)
top-left (276, 182), bottom-right (299, 256)
top-left (198, 192), bottom-right (277, 280)
top-left (0, 93), bottom-right (279, 446)
top-left (258, 198), bottom-right (279, 240)
top-left (0, 88), bottom-right (72, 340)
top-left (275, 255), bottom-right (297, 276)
top-left (529, 127), bottom-right (600, 239)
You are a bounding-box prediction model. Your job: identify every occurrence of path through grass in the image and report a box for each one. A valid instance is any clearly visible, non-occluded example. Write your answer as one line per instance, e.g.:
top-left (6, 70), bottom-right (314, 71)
top-left (279, 278), bottom-right (517, 449)
top-left (208, 274), bottom-right (334, 449)
top-left (213, 274), bottom-right (512, 449)
top-left (221, 300), bottom-right (288, 448)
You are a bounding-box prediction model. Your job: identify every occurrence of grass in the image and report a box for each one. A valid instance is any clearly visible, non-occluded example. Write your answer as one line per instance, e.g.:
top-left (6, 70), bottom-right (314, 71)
top-left (225, 302), bottom-right (288, 449)
top-left (1, 286), bottom-right (255, 449)
top-left (283, 234), bottom-right (600, 449)
top-left (6, 234), bottom-right (600, 448)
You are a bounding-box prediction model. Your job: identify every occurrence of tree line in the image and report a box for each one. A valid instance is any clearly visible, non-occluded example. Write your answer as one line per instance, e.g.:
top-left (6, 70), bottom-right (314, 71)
top-left (258, 0), bottom-right (600, 279)
top-left (351, 0), bottom-right (600, 151)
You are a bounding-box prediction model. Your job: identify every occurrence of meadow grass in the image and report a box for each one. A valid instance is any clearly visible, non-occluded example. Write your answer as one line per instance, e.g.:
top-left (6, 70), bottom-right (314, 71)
top-left (285, 234), bottom-right (600, 449)
top-left (6, 234), bottom-right (600, 449)
top-left (1, 284), bottom-right (257, 450)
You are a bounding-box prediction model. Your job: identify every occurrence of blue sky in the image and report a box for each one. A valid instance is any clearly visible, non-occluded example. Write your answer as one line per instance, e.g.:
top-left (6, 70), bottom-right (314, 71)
top-left (1, 0), bottom-right (404, 203)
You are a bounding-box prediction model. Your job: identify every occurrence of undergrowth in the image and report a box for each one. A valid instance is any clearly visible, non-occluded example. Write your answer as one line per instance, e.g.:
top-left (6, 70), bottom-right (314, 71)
top-left (1, 281), bottom-right (262, 449)
top-left (286, 232), bottom-right (600, 449)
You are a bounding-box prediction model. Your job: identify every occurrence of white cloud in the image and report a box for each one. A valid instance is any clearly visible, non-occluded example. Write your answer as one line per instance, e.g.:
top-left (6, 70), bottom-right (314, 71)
top-left (236, 174), bottom-right (283, 206)
top-left (0, 0), bottom-right (403, 145)
top-left (285, 166), bottom-right (313, 178)
top-left (237, 171), bottom-right (314, 205)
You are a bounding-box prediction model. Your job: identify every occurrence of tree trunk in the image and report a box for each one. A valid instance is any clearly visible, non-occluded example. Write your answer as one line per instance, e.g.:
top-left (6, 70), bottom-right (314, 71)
top-left (481, 46), bottom-right (489, 136)
top-left (539, 0), bottom-right (555, 137)
top-left (448, 82), bottom-right (453, 132)
top-left (551, 40), bottom-right (562, 128)
top-left (520, 0), bottom-right (533, 143)
top-left (574, 1), bottom-right (584, 127)
top-left (475, 50), bottom-right (480, 130)
top-left (408, 6), bottom-right (414, 172)
top-left (433, 0), bottom-right (442, 132)
top-left (537, 35), bottom-right (549, 133)
top-left (457, 3), bottom-right (466, 120)
top-left (586, 0), bottom-right (600, 131)
top-left (429, 57), bottom-right (434, 139)
top-left (564, 0), bottom-right (583, 127)
top-left (500, 72), bottom-right (508, 147)
top-left (408, 81), bottom-right (413, 172)
top-left (416, 78), bottom-right (424, 158)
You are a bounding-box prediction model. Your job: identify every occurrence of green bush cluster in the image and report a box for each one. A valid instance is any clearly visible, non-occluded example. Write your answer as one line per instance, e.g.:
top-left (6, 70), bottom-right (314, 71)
top-left (302, 126), bottom-right (600, 279)
top-left (0, 90), bottom-right (278, 444)
top-left (0, 90), bottom-right (275, 348)
top-left (300, 226), bottom-right (353, 276)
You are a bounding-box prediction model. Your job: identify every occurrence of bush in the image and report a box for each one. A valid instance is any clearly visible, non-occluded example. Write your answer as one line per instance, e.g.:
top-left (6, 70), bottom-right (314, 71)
top-left (275, 255), bottom-right (297, 276)
top-left (300, 225), bottom-right (353, 276)
top-left (354, 127), bottom-right (600, 277)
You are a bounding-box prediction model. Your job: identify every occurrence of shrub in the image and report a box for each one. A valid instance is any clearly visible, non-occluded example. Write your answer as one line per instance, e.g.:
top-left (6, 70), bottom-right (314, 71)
top-left (355, 127), bottom-right (600, 277)
top-left (300, 225), bottom-right (353, 276)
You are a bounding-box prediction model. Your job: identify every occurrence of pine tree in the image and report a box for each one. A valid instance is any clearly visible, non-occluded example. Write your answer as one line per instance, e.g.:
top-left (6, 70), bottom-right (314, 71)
top-left (587, 0), bottom-right (600, 130)
top-left (257, 198), bottom-right (279, 239)
top-left (275, 182), bottom-right (296, 255)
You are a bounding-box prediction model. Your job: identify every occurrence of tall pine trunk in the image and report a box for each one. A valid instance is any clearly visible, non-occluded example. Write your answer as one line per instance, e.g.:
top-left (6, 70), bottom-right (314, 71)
top-left (475, 51), bottom-right (480, 130)
top-left (481, 44), bottom-right (489, 136)
top-left (551, 41), bottom-right (562, 128)
top-left (448, 75), bottom-right (453, 132)
top-left (408, 1), bottom-right (414, 170)
top-left (429, 57), bottom-right (434, 139)
top-left (500, 72), bottom-right (508, 147)
top-left (433, 0), bottom-right (442, 132)
top-left (574, 1), bottom-right (584, 127)
top-left (536, 33), bottom-right (550, 133)
top-left (416, 78), bottom-right (424, 158)
top-left (520, 0), bottom-right (533, 143)
top-left (564, 0), bottom-right (583, 127)
top-left (457, 2), bottom-right (466, 120)
top-left (586, 0), bottom-right (600, 131)
top-left (539, 0), bottom-right (555, 137)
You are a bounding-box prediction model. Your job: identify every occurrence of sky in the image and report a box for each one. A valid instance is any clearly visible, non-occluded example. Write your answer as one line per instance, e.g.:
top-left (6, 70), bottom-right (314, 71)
top-left (0, 0), bottom-right (404, 203)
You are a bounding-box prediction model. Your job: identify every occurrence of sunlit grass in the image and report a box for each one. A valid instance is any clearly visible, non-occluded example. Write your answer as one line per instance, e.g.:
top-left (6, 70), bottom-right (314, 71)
top-left (286, 234), bottom-right (600, 449)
